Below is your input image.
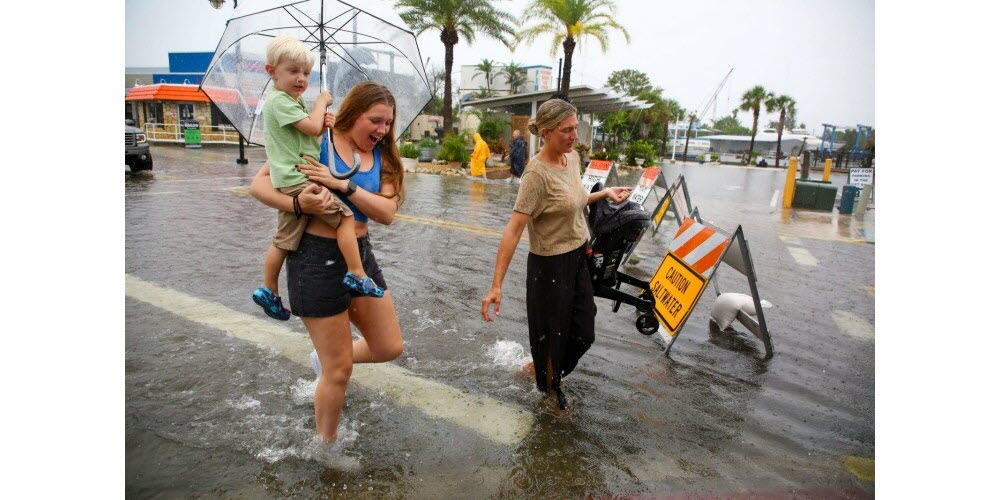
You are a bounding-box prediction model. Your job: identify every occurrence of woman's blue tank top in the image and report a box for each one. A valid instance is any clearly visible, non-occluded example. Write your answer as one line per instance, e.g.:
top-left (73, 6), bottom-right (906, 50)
top-left (320, 135), bottom-right (381, 223)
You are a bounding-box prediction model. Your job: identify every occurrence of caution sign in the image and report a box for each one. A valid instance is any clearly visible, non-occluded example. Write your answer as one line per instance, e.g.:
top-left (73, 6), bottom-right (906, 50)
top-left (582, 159), bottom-right (613, 192)
top-left (649, 251), bottom-right (708, 335)
top-left (628, 167), bottom-right (660, 205)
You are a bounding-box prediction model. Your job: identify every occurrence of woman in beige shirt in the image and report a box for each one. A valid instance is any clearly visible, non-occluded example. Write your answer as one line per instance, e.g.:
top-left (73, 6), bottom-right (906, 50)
top-left (481, 98), bottom-right (631, 409)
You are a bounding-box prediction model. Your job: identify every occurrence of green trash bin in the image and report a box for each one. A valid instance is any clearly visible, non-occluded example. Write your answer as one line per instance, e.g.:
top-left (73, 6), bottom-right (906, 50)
top-left (840, 185), bottom-right (861, 214)
top-left (183, 121), bottom-right (202, 149)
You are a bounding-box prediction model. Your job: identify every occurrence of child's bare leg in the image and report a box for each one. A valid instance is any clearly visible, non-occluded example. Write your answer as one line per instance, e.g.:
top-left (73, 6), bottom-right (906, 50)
top-left (264, 245), bottom-right (287, 295)
top-left (335, 216), bottom-right (367, 278)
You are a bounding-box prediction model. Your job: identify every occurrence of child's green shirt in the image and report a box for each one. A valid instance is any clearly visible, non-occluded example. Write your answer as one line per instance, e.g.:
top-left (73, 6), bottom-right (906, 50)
top-left (263, 89), bottom-right (321, 188)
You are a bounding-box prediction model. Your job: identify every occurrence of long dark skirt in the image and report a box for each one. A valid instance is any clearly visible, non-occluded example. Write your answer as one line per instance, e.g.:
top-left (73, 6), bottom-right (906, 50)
top-left (526, 243), bottom-right (596, 395)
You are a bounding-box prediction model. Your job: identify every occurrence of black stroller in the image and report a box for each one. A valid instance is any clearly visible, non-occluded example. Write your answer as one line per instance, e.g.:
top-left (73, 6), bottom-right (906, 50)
top-left (586, 183), bottom-right (660, 335)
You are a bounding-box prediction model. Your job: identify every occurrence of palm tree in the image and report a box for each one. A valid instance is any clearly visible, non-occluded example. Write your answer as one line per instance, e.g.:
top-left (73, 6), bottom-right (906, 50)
top-left (396, 0), bottom-right (516, 135)
top-left (500, 62), bottom-right (527, 94)
top-left (739, 85), bottom-right (772, 165)
top-left (659, 99), bottom-right (683, 157)
top-left (636, 88), bottom-right (662, 141)
top-left (519, 0), bottom-right (631, 98)
top-left (473, 58), bottom-right (496, 96)
top-left (682, 112), bottom-right (697, 161)
top-left (765, 94), bottom-right (796, 168)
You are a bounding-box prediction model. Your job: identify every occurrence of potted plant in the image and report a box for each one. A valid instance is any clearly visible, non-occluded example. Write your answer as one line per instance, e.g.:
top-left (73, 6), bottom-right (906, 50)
top-left (574, 142), bottom-right (591, 165)
top-left (400, 142), bottom-right (420, 171)
top-left (418, 137), bottom-right (438, 162)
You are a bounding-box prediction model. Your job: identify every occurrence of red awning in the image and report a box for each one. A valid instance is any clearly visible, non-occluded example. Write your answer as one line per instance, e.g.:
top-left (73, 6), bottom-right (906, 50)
top-left (125, 84), bottom-right (254, 106)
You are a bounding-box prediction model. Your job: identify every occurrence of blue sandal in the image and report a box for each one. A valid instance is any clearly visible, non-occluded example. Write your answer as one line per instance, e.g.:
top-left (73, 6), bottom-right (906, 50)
top-left (253, 286), bottom-right (291, 320)
top-left (342, 272), bottom-right (384, 298)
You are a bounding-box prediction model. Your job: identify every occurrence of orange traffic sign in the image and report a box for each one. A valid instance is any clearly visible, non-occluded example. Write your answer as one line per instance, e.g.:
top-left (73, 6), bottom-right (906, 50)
top-left (649, 251), bottom-right (708, 335)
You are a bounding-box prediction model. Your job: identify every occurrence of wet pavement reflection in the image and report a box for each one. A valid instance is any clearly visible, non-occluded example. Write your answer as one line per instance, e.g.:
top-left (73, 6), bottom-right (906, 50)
top-left (127, 145), bottom-right (874, 498)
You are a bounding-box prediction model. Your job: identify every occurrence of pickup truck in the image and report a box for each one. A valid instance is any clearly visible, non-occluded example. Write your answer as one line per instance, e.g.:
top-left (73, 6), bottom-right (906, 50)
top-left (126, 119), bottom-right (153, 171)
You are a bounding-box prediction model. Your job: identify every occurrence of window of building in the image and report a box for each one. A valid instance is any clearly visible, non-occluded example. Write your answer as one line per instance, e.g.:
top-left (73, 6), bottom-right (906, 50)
top-left (178, 103), bottom-right (195, 122)
top-left (145, 102), bottom-right (164, 127)
top-left (211, 104), bottom-right (231, 128)
top-left (125, 102), bottom-right (134, 122)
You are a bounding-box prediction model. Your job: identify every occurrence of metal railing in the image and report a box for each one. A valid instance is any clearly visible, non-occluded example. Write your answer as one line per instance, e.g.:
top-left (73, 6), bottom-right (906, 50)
top-left (143, 123), bottom-right (242, 144)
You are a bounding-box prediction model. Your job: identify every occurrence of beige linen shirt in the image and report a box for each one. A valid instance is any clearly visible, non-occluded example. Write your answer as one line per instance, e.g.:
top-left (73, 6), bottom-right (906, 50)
top-left (513, 152), bottom-right (590, 256)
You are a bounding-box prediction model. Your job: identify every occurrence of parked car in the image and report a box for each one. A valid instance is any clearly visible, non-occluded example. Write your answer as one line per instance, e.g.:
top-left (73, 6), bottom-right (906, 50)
top-left (126, 119), bottom-right (152, 171)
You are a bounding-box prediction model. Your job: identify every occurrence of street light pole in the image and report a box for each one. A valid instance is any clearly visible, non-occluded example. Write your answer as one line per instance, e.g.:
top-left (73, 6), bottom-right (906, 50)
top-left (210, 0), bottom-right (248, 164)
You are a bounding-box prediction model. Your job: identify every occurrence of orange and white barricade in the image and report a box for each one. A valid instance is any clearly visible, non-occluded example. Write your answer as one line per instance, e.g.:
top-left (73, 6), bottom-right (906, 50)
top-left (581, 159), bottom-right (616, 192)
top-left (668, 218), bottom-right (729, 278)
top-left (648, 216), bottom-right (773, 359)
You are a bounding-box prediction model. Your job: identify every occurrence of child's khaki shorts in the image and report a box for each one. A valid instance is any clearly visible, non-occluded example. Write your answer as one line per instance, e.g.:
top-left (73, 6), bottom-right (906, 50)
top-left (273, 181), bottom-right (352, 251)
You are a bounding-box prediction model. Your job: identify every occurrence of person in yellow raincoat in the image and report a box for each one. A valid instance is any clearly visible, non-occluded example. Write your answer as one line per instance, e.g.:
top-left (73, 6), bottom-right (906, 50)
top-left (470, 132), bottom-right (490, 177)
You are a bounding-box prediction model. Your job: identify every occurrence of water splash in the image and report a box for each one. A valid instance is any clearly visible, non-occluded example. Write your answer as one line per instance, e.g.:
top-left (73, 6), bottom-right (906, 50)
top-left (486, 340), bottom-right (532, 369)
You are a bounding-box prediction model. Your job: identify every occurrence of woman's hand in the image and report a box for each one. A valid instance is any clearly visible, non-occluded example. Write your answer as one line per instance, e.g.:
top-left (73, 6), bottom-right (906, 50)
top-left (605, 186), bottom-right (632, 203)
top-left (481, 287), bottom-right (503, 322)
top-left (297, 155), bottom-right (348, 191)
top-left (297, 182), bottom-right (340, 215)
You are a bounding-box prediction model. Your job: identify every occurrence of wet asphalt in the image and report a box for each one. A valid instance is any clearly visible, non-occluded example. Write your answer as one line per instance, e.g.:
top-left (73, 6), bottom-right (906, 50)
top-left (126, 144), bottom-right (875, 498)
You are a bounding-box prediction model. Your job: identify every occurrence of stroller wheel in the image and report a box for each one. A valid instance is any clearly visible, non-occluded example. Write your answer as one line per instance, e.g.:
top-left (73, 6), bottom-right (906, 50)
top-left (636, 313), bottom-right (659, 335)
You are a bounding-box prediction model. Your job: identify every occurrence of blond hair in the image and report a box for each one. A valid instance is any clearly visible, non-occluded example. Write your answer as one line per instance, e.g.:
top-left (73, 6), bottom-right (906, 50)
top-left (266, 36), bottom-right (314, 70)
top-left (333, 81), bottom-right (405, 206)
top-left (527, 98), bottom-right (577, 137)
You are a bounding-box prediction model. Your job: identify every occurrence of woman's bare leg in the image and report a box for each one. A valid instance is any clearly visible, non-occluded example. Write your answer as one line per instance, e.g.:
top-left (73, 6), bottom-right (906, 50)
top-left (348, 290), bottom-right (403, 364)
top-left (302, 313), bottom-right (353, 442)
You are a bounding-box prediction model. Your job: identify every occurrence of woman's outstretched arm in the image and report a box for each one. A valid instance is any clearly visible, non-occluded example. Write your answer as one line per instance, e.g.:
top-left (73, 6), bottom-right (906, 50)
top-left (481, 211), bottom-right (529, 322)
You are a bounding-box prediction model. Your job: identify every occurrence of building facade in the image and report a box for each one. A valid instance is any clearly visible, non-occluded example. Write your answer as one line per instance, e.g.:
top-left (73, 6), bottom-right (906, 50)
top-left (125, 52), bottom-right (240, 143)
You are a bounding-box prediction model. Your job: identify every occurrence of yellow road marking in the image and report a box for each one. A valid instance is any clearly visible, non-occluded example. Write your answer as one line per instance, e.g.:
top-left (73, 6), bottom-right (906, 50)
top-left (395, 214), bottom-right (506, 237)
top-left (841, 455), bottom-right (874, 482)
top-left (125, 274), bottom-right (533, 446)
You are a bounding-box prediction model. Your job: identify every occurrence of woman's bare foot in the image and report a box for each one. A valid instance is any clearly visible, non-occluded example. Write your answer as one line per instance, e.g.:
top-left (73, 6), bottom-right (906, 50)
top-left (521, 361), bottom-right (535, 376)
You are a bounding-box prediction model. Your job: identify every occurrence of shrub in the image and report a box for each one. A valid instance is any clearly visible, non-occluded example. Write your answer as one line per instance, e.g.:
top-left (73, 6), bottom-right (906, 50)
top-left (477, 118), bottom-right (507, 144)
top-left (419, 137), bottom-right (437, 148)
top-left (400, 143), bottom-right (420, 159)
top-left (590, 150), bottom-right (609, 160)
top-left (626, 140), bottom-right (658, 167)
top-left (437, 133), bottom-right (470, 163)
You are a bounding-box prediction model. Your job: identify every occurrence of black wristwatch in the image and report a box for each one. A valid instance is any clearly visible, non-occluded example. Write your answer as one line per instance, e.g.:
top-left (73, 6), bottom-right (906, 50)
top-left (344, 180), bottom-right (358, 197)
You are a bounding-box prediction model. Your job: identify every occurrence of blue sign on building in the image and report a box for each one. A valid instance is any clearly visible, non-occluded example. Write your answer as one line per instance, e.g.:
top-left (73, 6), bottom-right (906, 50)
top-left (168, 52), bottom-right (214, 73)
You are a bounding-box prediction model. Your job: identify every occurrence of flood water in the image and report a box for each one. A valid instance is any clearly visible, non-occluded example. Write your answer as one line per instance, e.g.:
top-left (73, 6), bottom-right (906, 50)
top-left (126, 145), bottom-right (875, 498)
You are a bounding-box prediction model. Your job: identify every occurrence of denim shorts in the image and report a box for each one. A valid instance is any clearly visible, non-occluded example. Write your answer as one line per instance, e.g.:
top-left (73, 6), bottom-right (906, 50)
top-left (285, 232), bottom-right (387, 318)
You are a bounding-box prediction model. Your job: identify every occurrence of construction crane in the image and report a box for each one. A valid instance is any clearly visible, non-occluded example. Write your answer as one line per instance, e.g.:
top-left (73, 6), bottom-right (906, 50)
top-left (695, 68), bottom-right (734, 125)
top-left (671, 69), bottom-right (733, 161)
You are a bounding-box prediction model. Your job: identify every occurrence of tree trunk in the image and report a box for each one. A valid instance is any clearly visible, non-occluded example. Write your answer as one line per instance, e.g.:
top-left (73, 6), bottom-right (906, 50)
top-left (561, 36), bottom-right (576, 98)
top-left (441, 29), bottom-right (458, 135)
top-left (747, 108), bottom-right (759, 165)
top-left (774, 110), bottom-right (785, 169)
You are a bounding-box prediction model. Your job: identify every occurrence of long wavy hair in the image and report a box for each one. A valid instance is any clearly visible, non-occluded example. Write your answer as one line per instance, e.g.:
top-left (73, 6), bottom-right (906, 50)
top-left (332, 81), bottom-right (404, 205)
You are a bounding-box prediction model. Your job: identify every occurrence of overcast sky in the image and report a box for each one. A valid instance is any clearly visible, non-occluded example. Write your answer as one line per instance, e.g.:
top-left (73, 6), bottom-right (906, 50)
top-left (125, 0), bottom-right (874, 134)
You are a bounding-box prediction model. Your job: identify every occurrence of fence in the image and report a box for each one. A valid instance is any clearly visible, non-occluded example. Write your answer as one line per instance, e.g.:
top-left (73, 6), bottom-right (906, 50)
top-left (143, 123), bottom-right (242, 144)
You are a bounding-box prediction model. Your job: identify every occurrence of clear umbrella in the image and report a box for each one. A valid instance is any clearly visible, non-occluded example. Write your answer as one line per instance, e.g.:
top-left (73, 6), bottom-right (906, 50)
top-left (200, 0), bottom-right (432, 178)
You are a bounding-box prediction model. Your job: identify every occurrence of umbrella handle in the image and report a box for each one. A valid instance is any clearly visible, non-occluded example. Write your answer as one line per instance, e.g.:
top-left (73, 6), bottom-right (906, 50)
top-left (324, 130), bottom-right (362, 180)
top-left (331, 152), bottom-right (362, 179)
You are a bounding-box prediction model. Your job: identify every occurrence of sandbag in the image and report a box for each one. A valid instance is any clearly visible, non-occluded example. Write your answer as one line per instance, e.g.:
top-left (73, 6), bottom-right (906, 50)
top-left (710, 293), bottom-right (772, 330)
